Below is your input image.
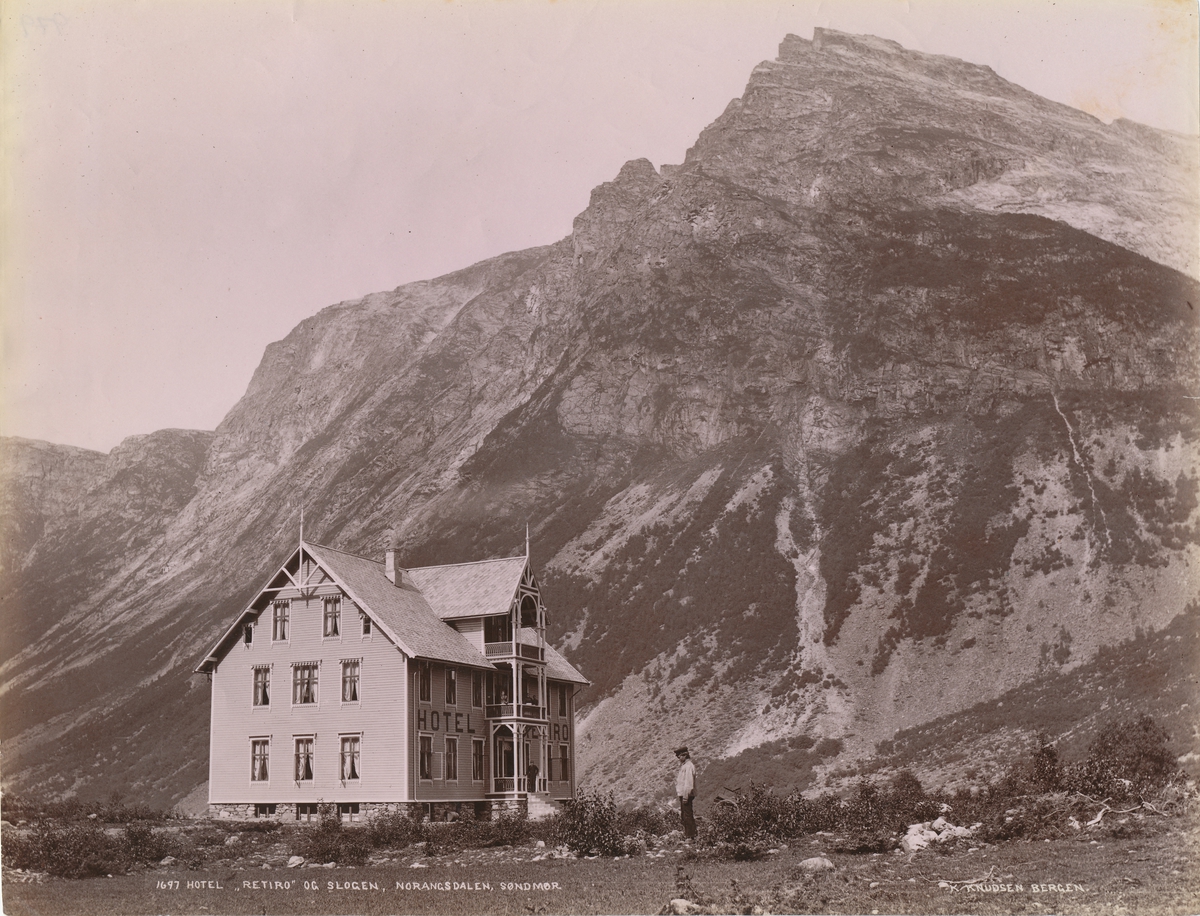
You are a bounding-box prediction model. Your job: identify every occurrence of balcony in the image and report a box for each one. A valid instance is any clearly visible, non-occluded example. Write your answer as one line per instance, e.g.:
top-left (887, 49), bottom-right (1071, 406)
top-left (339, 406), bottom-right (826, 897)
top-left (485, 703), bottom-right (544, 720)
top-left (490, 776), bottom-right (547, 794)
top-left (484, 640), bottom-right (544, 661)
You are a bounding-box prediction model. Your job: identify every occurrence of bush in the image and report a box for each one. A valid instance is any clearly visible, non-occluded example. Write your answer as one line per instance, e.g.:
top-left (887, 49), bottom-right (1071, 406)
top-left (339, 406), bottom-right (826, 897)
top-left (368, 809), bottom-right (428, 849)
top-left (0, 792), bottom-right (170, 825)
top-left (122, 823), bottom-right (170, 863)
top-left (1031, 734), bottom-right (1063, 791)
top-left (554, 789), bottom-right (636, 857)
top-left (3, 823), bottom-right (130, 878)
top-left (1067, 715), bottom-right (1176, 799)
top-left (616, 803), bottom-right (674, 838)
top-left (701, 783), bottom-right (791, 859)
top-left (483, 811), bottom-right (533, 848)
top-left (293, 804), bottom-right (369, 865)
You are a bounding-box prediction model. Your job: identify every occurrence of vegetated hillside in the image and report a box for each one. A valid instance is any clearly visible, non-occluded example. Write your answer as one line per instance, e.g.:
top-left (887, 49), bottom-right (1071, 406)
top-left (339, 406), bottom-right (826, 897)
top-left (1, 30), bottom-right (1197, 810)
top-left (842, 602), bottom-right (1200, 794)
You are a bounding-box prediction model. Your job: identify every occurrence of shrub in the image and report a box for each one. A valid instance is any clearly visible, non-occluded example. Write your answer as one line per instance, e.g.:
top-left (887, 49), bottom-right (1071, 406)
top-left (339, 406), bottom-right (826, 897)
top-left (368, 809), bottom-right (428, 849)
top-left (1067, 715), bottom-right (1176, 799)
top-left (617, 803), bottom-right (674, 838)
top-left (3, 822), bottom-right (131, 878)
top-left (555, 789), bottom-right (636, 857)
top-left (485, 811), bottom-right (533, 848)
top-left (122, 823), bottom-right (171, 864)
top-left (293, 804), bottom-right (369, 865)
top-left (1031, 734), bottom-right (1063, 791)
top-left (0, 792), bottom-right (170, 825)
top-left (701, 783), bottom-right (788, 859)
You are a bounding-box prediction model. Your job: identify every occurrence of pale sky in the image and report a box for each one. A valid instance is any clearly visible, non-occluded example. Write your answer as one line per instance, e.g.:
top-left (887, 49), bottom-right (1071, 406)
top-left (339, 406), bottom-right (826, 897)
top-left (3, 0), bottom-right (1198, 453)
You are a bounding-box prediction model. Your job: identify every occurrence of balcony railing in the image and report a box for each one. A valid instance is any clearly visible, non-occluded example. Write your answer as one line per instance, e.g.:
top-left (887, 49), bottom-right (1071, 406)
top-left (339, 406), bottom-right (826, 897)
top-left (490, 776), bottom-right (548, 794)
top-left (483, 640), bottom-right (545, 661)
top-left (485, 703), bottom-right (545, 720)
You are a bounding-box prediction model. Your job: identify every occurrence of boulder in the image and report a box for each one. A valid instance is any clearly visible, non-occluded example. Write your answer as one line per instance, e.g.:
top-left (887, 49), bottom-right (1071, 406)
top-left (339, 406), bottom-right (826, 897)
top-left (286, 855), bottom-right (304, 868)
top-left (798, 856), bottom-right (835, 872)
top-left (660, 899), bottom-right (704, 915)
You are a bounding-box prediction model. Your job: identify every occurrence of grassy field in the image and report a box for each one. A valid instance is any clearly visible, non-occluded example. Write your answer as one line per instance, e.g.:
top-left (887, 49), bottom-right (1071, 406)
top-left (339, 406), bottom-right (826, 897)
top-left (5, 811), bottom-right (1197, 915)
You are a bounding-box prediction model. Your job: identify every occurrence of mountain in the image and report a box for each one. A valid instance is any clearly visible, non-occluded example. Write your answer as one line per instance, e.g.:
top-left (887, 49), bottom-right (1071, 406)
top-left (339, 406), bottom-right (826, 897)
top-left (2, 29), bottom-right (1197, 809)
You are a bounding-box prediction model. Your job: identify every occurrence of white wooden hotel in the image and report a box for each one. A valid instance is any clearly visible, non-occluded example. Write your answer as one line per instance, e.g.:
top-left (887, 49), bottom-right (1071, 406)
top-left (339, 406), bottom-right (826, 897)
top-left (195, 540), bottom-right (587, 821)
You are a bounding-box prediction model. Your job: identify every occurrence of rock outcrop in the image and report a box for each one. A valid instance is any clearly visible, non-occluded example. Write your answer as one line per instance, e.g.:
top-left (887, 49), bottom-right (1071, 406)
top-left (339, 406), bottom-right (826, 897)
top-left (1, 31), bottom-right (1197, 808)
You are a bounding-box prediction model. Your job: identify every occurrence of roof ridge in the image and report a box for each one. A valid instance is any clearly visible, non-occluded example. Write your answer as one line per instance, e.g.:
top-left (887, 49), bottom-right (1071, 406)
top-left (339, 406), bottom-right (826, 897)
top-left (306, 542), bottom-right (525, 572)
top-left (408, 554), bottom-right (526, 573)
top-left (304, 541), bottom-right (381, 564)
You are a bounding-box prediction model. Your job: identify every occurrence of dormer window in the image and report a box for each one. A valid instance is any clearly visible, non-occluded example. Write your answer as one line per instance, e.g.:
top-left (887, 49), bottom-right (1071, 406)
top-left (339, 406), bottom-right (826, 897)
top-left (323, 596), bottom-right (341, 637)
top-left (243, 622), bottom-right (253, 645)
top-left (272, 600), bottom-right (290, 641)
top-left (362, 615), bottom-right (372, 636)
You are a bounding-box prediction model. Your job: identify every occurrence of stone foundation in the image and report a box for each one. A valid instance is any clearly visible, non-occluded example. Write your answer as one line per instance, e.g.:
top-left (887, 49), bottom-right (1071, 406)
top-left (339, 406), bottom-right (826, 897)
top-left (210, 803), bottom-right (258, 819)
top-left (489, 798), bottom-right (527, 818)
top-left (207, 800), bottom-right (511, 822)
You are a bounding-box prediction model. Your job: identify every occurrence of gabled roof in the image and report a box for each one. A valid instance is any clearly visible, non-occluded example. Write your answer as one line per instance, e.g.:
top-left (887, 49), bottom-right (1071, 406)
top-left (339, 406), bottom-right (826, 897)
top-left (303, 543), bottom-right (492, 669)
top-left (196, 542), bottom-right (589, 684)
top-left (406, 555), bottom-right (528, 620)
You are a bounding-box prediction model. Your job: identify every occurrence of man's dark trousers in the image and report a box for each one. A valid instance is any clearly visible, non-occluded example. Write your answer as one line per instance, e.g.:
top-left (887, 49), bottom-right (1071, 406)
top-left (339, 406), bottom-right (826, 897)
top-left (679, 796), bottom-right (696, 839)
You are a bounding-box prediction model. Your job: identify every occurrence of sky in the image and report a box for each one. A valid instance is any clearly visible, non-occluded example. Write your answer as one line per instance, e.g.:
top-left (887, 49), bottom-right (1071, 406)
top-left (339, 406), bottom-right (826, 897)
top-left (2, 0), bottom-right (1198, 453)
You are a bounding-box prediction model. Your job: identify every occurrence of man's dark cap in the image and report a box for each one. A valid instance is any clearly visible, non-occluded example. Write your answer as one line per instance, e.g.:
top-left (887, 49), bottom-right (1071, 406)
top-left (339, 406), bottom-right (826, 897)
top-left (674, 746), bottom-right (689, 756)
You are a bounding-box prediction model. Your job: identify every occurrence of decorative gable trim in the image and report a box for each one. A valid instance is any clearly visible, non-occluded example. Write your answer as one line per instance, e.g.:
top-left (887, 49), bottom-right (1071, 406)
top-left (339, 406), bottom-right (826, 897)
top-left (195, 542), bottom-right (409, 673)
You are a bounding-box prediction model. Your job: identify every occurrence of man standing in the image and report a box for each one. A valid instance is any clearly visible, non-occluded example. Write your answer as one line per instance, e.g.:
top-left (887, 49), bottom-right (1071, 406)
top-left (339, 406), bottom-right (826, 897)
top-left (674, 746), bottom-right (697, 840)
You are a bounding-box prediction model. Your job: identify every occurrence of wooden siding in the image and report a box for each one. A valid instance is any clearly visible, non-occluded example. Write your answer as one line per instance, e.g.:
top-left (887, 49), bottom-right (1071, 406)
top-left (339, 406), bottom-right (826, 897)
top-left (450, 618), bottom-right (485, 653)
top-left (411, 662), bottom-right (491, 801)
top-left (208, 569), bottom-right (411, 804)
top-left (546, 679), bottom-right (576, 800)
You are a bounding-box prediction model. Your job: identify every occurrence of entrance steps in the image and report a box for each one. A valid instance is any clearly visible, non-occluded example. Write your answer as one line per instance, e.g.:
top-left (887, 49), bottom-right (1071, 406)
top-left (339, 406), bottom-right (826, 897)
top-left (525, 793), bottom-right (561, 821)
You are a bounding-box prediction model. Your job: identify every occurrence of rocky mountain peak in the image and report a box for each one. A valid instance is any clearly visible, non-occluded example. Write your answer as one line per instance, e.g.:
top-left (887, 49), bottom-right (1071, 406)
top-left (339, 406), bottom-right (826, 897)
top-left (2, 30), bottom-right (1197, 809)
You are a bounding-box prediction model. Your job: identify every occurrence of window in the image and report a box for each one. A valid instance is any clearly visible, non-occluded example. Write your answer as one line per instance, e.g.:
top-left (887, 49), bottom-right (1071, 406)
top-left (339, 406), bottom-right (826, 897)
top-left (251, 739), bottom-right (269, 781)
top-left (272, 600), bottom-right (289, 641)
top-left (558, 684), bottom-right (567, 717)
top-left (340, 735), bottom-right (360, 781)
top-left (560, 744), bottom-right (570, 782)
top-left (323, 595), bottom-right (341, 637)
top-left (296, 803), bottom-right (319, 822)
top-left (520, 593), bottom-right (538, 628)
top-left (243, 622), bottom-right (253, 645)
top-left (418, 662), bottom-right (431, 702)
top-left (472, 739), bottom-right (485, 782)
top-left (472, 671), bottom-right (483, 708)
top-left (294, 738), bottom-right (314, 782)
top-left (445, 737), bottom-right (458, 781)
top-left (293, 663), bottom-right (318, 704)
top-left (419, 735), bottom-right (432, 780)
top-left (337, 802), bottom-right (360, 823)
top-left (341, 660), bottom-right (360, 702)
top-left (445, 668), bottom-right (457, 706)
top-left (254, 803), bottom-right (276, 817)
top-left (362, 615), bottom-right (371, 636)
top-left (484, 615), bottom-right (512, 643)
top-left (253, 667), bottom-right (270, 706)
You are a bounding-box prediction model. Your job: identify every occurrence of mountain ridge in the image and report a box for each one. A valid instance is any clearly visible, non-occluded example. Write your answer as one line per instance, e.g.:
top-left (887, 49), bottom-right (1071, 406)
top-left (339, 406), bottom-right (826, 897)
top-left (2, 30), bottom-right (1197, 808)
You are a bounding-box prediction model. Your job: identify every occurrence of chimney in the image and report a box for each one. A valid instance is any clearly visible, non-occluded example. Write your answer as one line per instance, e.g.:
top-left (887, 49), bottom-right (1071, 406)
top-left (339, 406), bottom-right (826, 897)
top-left (385, 548), bottom-right (403, 587)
